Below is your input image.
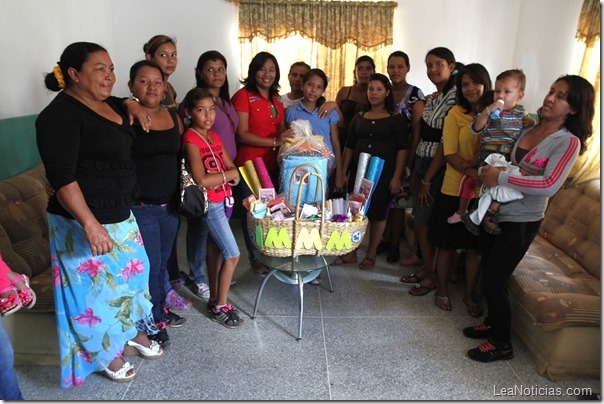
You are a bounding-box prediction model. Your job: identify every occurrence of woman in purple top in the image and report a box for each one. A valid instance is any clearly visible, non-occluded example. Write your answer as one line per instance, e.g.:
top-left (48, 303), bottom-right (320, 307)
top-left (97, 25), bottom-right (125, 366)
top-left (178, 51), bottom-right (238, 161)
top-left (178, 51), bottom-right (239, 298)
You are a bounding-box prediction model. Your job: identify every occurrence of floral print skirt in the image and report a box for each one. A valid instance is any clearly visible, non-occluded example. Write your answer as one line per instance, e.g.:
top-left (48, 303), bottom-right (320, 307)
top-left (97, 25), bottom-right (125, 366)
top-left (48, 213), bottom-right (154, 388)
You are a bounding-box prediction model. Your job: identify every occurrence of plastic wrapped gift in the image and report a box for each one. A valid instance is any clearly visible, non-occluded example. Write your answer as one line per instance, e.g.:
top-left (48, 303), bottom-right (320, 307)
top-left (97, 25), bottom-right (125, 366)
top-left (280, 156), bottom-right (328, 207)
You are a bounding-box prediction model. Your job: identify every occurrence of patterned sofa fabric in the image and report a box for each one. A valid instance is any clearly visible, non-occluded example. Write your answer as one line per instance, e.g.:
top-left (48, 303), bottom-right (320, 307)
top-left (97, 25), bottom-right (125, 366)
top-left (0, 164), bottom-right (54, 313)
top-left (537, 179), bottom-right (600, 279)
top-left (509, 179), bottom-right (600, 379)
top-left (508, 238), bottom-right (600, 330)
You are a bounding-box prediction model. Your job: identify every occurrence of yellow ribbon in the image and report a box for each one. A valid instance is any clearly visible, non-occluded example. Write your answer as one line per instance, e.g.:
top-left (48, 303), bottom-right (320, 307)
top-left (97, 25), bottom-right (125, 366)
top-left (53, 65), bottom-right (65, 89)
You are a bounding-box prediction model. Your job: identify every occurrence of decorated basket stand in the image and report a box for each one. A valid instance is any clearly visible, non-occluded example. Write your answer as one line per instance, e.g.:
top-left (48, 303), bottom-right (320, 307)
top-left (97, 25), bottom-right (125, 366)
top-left (248, 163), bottom-right (368, 340)
top-left (247, 163), bottom-right (368, 258)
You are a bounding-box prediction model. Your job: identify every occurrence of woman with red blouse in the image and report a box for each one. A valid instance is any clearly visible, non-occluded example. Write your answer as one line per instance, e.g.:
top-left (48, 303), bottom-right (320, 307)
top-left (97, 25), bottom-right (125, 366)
top-left (231, 52), bottom-right (292, 274)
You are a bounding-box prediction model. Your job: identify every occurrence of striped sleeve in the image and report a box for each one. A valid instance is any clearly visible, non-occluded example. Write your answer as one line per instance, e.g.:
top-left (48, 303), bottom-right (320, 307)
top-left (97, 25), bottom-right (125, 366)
top-left (498, 135), bottom-right (580, 197)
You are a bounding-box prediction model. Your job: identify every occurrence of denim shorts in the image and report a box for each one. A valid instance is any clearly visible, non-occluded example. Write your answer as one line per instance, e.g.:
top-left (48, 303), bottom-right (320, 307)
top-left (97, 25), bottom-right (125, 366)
top-left (205, 201), bottom-right (240, 259)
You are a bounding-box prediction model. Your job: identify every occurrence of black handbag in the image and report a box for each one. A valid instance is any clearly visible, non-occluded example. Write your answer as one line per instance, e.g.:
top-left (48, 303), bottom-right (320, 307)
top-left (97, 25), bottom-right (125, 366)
top-left (179, 157), bottom-right (208, 218)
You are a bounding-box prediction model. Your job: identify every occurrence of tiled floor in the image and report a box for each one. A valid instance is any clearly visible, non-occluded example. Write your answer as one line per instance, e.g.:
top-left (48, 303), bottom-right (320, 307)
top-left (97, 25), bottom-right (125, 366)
top-left (15, 220), bottom-right (600, 400)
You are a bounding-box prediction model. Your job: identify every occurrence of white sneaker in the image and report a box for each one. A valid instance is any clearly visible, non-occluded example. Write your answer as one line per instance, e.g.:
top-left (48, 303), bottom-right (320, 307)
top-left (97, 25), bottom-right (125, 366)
top-left (196, 283), bottom-right (210, 299)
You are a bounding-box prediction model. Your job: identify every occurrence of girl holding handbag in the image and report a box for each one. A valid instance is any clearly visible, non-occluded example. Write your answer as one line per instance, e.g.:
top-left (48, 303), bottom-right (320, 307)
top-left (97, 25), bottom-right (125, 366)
top-left (182, 88), bottom-right (242, 328)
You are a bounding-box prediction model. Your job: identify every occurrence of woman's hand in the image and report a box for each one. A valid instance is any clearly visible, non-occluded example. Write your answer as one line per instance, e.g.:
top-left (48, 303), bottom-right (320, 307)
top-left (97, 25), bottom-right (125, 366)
top-left (317, 101), bottom-right (337, 119)
top-left (83, 221), bottom-right (113, 256)
top-left (334, 174), bottom-right (345, 194)
top-left (279, 128), bottom-right (296, 141)
top-left (337, 172), bottom-right (348, 193)
top-left (389, 177), bottom-right (402, 195)
top-left (125, 100), bottom-right (151, 132)
top-left (206, 170), bottom-right (222, 189)
top-left (464, 167), bottom-right (479, 180)
top-left (479, 164), bottom-right (504, 187)
top-left (522, 114), bottom-right (537, 128)
top-left (417, 180), bottom-right (433, 207)
top-left (228, 167), bottom-right (240, 187)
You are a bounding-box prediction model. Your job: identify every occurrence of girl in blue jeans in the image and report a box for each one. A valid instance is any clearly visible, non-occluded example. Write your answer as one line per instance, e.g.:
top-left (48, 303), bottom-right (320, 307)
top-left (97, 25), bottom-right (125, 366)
top-left (183, 88), bottom-right (242, 328)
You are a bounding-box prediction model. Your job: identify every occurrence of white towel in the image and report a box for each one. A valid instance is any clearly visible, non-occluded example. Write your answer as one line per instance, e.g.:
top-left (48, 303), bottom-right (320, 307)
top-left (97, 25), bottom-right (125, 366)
top-left (469, 153), bottom-right (524, 225)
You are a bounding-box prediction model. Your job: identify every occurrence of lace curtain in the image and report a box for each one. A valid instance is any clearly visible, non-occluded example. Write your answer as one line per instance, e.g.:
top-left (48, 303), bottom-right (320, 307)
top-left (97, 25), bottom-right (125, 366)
top-left (229, 0), bottom-right (396, 100)
top-left (567, 0), bottom-right (600, 185)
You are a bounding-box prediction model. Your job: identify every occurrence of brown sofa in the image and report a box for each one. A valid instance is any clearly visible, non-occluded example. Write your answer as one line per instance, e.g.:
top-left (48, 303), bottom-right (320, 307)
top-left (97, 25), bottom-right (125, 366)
top-left (0, 164), bottom-right (58, 365)
top-left (508, 178), bottom-right (600, 380)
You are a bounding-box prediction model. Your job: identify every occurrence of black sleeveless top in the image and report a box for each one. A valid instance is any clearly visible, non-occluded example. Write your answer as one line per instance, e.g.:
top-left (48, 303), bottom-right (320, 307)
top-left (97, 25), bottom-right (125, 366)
top-left (132, 110), bottom-right (181, 205)
top-left (338, 87), bottom-right (367, 152)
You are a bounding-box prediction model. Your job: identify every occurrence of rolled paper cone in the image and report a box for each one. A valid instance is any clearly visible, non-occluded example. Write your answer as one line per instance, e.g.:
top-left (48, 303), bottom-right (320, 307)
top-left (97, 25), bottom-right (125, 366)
top-left (238, 166), bottom-right (253, 194)
top-left (363, 156), bottom-right (385, 212)
top-left (253, 157), bottom-right (274, 189)
top-left (353, 152), bottom-right (372, 194)
top-left (244, 160), bottom-right (262, 197)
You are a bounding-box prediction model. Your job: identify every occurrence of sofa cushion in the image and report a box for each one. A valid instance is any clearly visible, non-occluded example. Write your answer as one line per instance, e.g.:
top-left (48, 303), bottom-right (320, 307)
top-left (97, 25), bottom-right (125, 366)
top-left (539, 179), bottom-right (600, 280)
top-left (0, 164), bottom-right (50, 278)
top-left (508, 236), bottom-right (600, 330)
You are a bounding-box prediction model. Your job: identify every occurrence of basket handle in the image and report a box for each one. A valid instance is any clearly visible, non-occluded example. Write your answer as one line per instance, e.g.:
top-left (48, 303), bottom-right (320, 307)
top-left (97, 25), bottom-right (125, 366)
top-left (286, 163), bottom-right (323, 207)
top-left (294, 171), bottom-right (326, 225)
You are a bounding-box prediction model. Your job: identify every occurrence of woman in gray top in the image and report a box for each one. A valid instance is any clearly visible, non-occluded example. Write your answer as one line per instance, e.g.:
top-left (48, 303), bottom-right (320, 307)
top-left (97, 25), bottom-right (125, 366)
top-left (462, 75), bottom-right (595, 363)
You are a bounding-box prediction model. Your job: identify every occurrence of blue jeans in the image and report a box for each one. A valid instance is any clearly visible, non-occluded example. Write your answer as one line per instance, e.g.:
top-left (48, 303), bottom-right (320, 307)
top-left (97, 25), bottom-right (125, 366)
top-left (166, 220), bottom-right (183, 281)
top-left (0, 319), bottom-right (23, 400)
top-left (186, 216), bottom-right (209, 285)
top-left (132, 203), bottom-right (180, 324)
top-left (206, 201), bottom-right (240, 259)
top-left (235, 168), bottom-right (280, 261)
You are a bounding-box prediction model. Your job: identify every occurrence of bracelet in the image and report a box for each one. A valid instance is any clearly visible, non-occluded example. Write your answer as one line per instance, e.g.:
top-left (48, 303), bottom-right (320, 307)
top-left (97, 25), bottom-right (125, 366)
top-left (272, 138), bottom-right (277, 151)
top-left (421, 179), bottom-right (430, 186)
top-left (127, 93), bottom-right (140, 104)
top-left (221, 172), bottom-right (227, 185)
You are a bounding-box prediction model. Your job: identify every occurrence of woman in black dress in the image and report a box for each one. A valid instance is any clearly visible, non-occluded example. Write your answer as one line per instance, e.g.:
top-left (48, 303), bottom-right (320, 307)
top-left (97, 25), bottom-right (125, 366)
top-left (334, 73), bottom-right (410, 269)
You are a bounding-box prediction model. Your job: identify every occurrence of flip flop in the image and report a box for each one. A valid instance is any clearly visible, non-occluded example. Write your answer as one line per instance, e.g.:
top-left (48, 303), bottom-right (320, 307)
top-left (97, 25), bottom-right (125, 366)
top-left (359, 257), bottom-right (375, 270)
top-left (463, 299), bottom-right (484, 318)
top-left (400, 273), bottom-right (423, 283)
top-left (408, 283), bottom-right (436, 296)
top-left (400, 255), bottom-right (423, 267)
top-left (331, 255), bottom-right (357, 266)
top-left (435, 294), bottom-right (452, 311)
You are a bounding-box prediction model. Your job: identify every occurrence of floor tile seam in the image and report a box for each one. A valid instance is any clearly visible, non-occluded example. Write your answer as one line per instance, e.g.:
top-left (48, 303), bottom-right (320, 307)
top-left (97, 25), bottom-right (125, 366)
top-left (120, 361), bottom-right (142, 399)
top-left (317, 286), bottom-right (333, 400)
top-left (317, 314), bottom-right (474, 319)
top-left (505, 360), bottom-right (533, 398)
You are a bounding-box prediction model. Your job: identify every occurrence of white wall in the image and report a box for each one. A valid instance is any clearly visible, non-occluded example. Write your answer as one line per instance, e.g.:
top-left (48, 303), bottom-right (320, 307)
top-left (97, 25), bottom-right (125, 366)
top-left (393, 0), bottom-right (583, 112)
top-left (0, 0), bottom-right (240, 119)
top-left (0, 0), bottom-right (583, 119)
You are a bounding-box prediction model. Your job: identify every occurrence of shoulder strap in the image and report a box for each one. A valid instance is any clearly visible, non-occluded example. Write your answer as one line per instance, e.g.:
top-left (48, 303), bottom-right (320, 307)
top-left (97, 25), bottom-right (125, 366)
top-left (346, 86), bottom-right (353, 100)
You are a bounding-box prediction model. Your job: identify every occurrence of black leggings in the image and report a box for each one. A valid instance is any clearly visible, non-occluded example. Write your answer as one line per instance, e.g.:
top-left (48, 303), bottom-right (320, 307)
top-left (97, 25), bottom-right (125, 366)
top-left (478, 220), bottom-right (541, 343)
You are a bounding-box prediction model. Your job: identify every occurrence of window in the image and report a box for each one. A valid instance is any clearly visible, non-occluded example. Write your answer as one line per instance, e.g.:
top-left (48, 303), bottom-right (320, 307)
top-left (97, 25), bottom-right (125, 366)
top-left (231, 0), bottom-right (397, 101)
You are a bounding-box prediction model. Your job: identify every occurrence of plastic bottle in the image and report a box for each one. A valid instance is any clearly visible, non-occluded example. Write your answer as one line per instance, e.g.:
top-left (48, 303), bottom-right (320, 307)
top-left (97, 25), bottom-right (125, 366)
top-left (490, 99), bottom-right (505, 120)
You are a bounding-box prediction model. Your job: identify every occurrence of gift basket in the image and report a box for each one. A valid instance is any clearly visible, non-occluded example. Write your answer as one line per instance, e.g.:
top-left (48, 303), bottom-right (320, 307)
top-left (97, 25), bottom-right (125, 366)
top-left (247, 163), bottom-right (368, 258)
top-left (279, 119), bottom-right (333, 207)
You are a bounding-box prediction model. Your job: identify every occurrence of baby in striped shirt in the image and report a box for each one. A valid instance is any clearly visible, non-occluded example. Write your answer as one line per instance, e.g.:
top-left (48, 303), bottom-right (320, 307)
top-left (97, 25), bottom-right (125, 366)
top-left (451, 69), bottom-right (535, 235)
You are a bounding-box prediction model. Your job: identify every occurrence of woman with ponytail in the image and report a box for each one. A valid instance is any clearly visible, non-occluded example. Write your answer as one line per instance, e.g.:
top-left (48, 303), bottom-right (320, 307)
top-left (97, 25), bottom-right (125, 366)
top-left (400, 47), bottom-right (460, 297)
